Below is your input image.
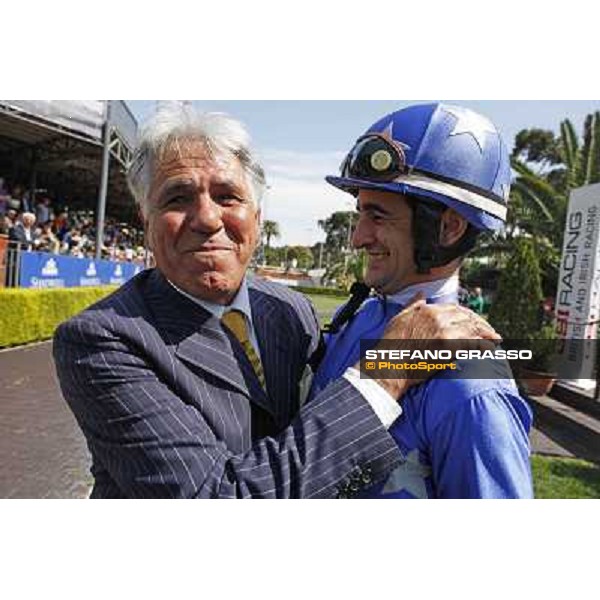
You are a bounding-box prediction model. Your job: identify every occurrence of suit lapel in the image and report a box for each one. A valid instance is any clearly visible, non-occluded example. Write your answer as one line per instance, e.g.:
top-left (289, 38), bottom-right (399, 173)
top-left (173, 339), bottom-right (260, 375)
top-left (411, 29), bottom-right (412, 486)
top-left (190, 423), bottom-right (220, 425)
top-left (145, 270), bottom-right (276, 418)
top-left (250, 284), bottom-right (299, 427)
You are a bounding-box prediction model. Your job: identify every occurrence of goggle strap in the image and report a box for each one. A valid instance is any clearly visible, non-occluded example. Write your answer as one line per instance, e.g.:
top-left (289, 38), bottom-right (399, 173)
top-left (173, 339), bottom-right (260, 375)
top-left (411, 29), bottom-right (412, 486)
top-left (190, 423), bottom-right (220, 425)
top-left (394, 172), bottom-right (507, 220)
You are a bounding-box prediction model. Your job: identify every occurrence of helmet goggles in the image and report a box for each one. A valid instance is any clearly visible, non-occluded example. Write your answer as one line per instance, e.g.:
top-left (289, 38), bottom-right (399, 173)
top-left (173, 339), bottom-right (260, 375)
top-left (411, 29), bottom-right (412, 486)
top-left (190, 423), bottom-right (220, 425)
top-left (341, 133), bottom-right (408, 183)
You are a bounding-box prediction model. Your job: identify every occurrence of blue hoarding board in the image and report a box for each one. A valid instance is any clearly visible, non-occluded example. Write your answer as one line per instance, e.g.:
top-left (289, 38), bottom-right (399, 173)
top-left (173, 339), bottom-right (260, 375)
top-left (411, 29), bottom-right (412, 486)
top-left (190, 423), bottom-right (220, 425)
top-left (18, 252), bottom-right (143, 288)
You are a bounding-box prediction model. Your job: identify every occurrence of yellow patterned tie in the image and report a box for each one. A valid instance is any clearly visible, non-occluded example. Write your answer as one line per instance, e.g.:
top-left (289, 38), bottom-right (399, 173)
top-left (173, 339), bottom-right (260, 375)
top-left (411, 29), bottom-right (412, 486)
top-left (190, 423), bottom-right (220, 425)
top-left (222, 309), bottom-right (266, 389)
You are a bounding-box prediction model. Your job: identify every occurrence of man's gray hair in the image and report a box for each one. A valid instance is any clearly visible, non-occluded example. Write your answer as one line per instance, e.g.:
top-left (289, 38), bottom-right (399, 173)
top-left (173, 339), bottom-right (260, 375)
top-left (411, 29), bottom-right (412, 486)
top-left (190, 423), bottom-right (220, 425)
top-left (127, 104), bottom-right (266, 215)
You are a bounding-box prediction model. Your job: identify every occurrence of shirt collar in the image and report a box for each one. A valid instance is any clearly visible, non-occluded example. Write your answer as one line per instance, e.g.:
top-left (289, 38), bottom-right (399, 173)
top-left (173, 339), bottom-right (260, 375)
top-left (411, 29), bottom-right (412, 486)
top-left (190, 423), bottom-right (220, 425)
top-left (168, 276), bottom-right (254, 325)
top-left (385, 275), bottom-right (459, 306)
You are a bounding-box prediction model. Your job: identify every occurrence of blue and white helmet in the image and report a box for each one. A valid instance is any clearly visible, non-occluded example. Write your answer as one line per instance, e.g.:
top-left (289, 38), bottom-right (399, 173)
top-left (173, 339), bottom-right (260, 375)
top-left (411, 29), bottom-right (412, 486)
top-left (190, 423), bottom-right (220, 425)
top-left (326, 103), bottom-right (511, 231)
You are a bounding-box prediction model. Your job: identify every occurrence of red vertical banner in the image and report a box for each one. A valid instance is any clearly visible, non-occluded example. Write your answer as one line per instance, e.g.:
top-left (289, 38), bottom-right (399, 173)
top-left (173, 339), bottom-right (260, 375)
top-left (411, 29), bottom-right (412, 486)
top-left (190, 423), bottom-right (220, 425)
top-left (0, 235), bottom-right (8, 288)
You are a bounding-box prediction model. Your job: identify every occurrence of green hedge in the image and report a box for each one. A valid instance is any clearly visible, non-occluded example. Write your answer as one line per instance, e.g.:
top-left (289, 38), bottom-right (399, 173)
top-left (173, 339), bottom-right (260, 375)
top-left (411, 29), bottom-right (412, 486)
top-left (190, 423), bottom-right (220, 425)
top-left (0, 287), bottom-right (116, 348)
top-left (293, 285), bottom-right (348, 298)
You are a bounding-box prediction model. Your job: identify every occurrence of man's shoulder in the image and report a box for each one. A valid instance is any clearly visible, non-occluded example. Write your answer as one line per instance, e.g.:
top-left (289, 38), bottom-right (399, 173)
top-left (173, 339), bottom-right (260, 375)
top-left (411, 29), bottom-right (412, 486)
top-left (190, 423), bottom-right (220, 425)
top-left (248, 275), bottom-right (315, 310)
top-left (248, 275), bottom-right (320, 337)
top-left (8, 224), bottom-right (23, 238)
top-left (357, 296), bottom-right (382, 315)
top-left (423, 371), bottom-right (519, 404)
top-left (410, 366), bottom-right (531, 433)
top-left (55, 269), bottom-right (152, 339)
top-left (329, 296), bottom-right (382, 337)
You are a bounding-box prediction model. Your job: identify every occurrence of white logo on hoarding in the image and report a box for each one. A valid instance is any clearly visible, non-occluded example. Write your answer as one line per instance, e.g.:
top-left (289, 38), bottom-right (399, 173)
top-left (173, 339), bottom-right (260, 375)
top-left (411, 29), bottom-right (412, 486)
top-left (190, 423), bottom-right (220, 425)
top-left (114, 264), bottom-right (123, 277)
top-left (41, 258), bottom-right (59, 276)
top-left (86, 262), bottom-right (97, 277)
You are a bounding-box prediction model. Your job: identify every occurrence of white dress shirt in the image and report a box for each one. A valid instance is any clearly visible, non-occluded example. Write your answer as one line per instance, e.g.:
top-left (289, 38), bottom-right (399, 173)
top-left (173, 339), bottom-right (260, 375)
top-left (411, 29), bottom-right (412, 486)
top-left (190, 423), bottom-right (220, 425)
top-left (168, 277), bottom-right (263, 362)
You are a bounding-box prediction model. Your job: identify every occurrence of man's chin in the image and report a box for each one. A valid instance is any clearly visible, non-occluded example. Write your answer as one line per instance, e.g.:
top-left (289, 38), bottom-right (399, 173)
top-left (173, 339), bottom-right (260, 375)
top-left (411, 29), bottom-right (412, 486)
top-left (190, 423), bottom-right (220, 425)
top-left (365, 273), bottom-right (398, 296)
top-left (195, 273), bottom-right (242, 304)
top-left (364, 269), bottom-right (386, 290)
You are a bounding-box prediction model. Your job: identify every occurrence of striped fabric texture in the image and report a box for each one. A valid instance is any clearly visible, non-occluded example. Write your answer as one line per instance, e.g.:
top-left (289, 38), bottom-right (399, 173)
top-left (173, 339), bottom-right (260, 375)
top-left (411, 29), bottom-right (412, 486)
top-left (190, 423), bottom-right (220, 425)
top-left (52, 269), bottom-right (402, 498)
top-left (221, 309), bottom-right (266, 390)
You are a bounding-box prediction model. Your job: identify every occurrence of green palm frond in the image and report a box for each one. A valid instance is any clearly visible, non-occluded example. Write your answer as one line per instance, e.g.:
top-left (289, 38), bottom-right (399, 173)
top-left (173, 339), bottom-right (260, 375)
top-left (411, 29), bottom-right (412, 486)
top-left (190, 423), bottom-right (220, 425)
top-left (510, 157), bottom-right (538, 178)
top-left (580, 112), bottom-right (600, 185)
top-left (511, 180), bottom-right (558, 224)
top-left (560, 119), bottom-right (579, 178)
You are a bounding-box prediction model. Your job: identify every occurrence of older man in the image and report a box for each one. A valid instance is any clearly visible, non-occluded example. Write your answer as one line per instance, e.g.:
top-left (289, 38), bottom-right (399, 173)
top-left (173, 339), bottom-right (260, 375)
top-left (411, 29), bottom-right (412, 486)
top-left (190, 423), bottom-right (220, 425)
top-left (5, 211), bottom-right (39, 286)
top-left (9, 212), bottom-right (39, 251)
top-left (53, 105), bottom-right (497, 498)
top-left (312, 103), bottom-right (534, 498)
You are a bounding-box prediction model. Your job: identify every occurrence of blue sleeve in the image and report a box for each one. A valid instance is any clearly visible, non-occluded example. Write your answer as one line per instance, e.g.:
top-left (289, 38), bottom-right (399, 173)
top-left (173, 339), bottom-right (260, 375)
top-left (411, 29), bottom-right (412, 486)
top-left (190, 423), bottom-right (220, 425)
top-left (428, 389), bottom-right (534, 499)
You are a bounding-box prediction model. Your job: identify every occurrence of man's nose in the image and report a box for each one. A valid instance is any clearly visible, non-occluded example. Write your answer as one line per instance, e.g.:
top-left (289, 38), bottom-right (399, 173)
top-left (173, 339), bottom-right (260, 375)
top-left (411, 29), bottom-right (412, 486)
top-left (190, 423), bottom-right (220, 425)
top-left (351, 215), bottom-right (374, 249)
top-left (187, 194), bottom-right (223, 233)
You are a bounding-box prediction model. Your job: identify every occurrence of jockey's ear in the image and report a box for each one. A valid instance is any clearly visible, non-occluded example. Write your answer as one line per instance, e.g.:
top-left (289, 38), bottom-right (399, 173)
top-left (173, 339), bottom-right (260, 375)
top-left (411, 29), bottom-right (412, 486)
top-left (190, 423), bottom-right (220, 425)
top-left (439, 208), bottom-right (468, 247)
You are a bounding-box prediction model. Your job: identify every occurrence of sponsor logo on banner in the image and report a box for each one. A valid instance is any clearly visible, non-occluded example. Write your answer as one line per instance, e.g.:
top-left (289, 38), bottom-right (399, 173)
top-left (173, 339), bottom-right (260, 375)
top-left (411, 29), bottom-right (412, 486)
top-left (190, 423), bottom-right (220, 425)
top-left (41, 258), bottom-right (59, 277)
top-left (110, 263), bottom-right (125, 285)
top-left (80, 260), bottom-right (101, 286)
top-left (29, 253), bottom-right (65, 288)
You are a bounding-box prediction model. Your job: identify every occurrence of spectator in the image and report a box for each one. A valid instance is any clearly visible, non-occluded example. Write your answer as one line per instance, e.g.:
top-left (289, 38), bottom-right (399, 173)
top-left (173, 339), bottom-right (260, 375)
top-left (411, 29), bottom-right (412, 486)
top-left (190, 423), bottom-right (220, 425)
top-left (35, 197), bottom-right (53, 225)
top-left (5, 209), bottom-right (18, 230)
top-left (22, 190), bottom-right (34, 213)
top-left (37, 220), bottom-right (60, 254)
top-left (458, 282), bottom-right (470, 306)
top-left (9, 212), bottom-right (39, 251)
top-left (135, 246), bottom-right (146, 264)
top-left (9, 185), bottom-right (26, 212)
top-left (537, 297), bottom-right (555, 328)
top-left (468, 286), bottom-right (485, 315)
top-left (62, 227), bottom-right (85, 255)
top-left (0, 214), bottom-right (10, 235)
top-left (53, 211), bottom-right (70, 241)
top-left (0, 177), bottom-right (10, 216)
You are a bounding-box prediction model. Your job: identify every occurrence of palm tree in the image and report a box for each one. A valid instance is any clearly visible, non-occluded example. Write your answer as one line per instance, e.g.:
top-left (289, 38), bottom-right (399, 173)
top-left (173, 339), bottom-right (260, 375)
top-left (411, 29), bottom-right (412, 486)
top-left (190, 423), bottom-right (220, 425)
top-left (512, 112), bottom-right (600, 242)
top-left (261, 220), bottom-right (280, 250)
top-left (477, 111), bottom-right (600, 293)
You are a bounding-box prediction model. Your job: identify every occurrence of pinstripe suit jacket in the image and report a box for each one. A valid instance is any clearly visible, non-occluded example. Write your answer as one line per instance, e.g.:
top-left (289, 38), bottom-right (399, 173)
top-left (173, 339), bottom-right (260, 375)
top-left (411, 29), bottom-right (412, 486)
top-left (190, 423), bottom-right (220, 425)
top-left (53, 269), bottom-right (401, 498)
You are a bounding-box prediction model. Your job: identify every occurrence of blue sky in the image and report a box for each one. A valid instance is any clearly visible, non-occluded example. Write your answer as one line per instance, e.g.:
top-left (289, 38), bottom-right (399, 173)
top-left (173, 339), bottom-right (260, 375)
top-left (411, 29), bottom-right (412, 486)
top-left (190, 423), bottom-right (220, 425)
top-left (127, 101), bottom-right (600, 246)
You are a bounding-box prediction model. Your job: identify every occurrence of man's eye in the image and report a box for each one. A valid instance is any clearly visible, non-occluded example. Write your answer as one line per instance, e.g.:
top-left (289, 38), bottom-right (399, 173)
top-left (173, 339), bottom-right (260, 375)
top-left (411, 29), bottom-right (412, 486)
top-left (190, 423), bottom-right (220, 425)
top-left (215, 194), bottom-right (244, 205)
top-left (164, 195), bottom-right (187, 207)
top-left (366, 211), bottom-right (384, 223)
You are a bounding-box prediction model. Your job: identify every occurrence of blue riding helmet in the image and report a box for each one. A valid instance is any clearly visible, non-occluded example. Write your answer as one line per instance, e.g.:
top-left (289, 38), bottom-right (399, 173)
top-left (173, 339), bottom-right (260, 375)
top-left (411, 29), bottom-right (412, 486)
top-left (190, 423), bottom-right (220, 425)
top-left (326, 103), bottom-right (511, 232)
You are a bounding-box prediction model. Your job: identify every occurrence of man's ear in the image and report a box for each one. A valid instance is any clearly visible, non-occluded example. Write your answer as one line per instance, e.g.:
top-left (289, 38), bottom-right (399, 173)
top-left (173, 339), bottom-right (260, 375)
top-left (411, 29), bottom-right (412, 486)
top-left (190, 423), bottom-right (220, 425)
top-left (139, 205), bottom-right (153, 251)
top-left (439, 208), bottom-right (468, 247)
top-left (255, 207), bottom-right (262, 235)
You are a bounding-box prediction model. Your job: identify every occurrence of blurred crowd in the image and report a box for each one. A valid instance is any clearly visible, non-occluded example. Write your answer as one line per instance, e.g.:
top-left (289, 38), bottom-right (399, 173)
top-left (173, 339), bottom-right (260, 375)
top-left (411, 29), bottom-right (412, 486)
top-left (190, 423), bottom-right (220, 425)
top-left (0, 177), bottom-right (147, 263)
